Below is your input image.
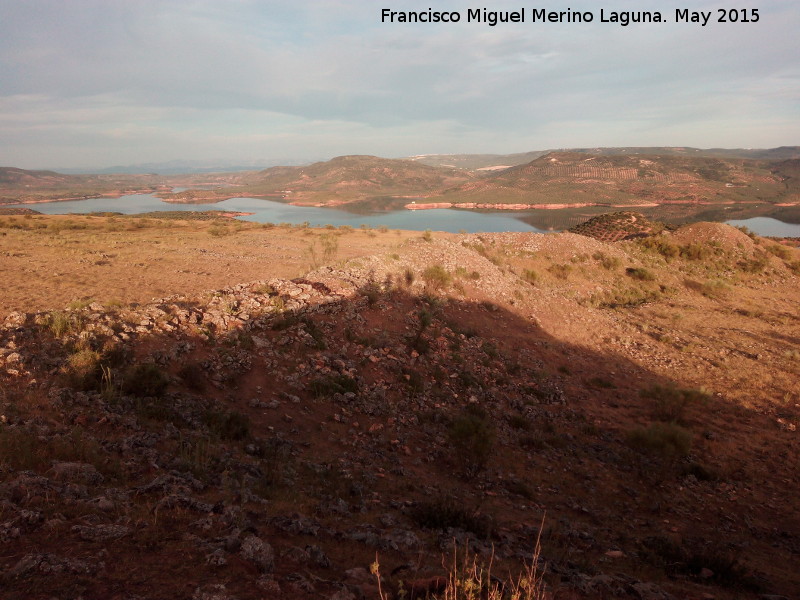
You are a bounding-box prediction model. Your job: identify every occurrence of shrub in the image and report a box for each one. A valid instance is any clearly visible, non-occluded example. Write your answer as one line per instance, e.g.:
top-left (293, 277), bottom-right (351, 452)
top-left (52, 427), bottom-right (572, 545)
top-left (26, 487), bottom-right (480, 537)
top-left (359, 280), bottom-right (382, 306)
top-left (626, 267), bottom-right (656, 281)
top-left (522, 269), bottom-right (539, 285)
top-left (680, 242), bottom-right (712, 261)
top-left (177, 362), bottom-right (206, 392)
top-left (641, 383), bottom-right (709, 423)
top-left (42, 310), bottom-right (79, 338)
top-left (202, 409), bottom-right (250, 441)
top-left (207, 223), bottom-right (232, 237)
top-left (627, 422), bottom-right (692, 460)
top-left (587, 376), bottom-right (615, 389)
top-left (734, 225), bottom-right (757, 240)
top-left (409, 496), bottom-right (494, 539)
top-left (767, 244), bottom-right (793, 260)
top-left (177, 434), bottom-right (214, 480)
top-left (641, 536), bottom-right (760, 590)
top-left (547, 264), bottom-right (572, 279)
top-left (681, 461), bottom-right (721, 482)
top-left (403, 268), bottom-right (415, 287)
top-left (507, 414), bottom-right (531, 430)
top-left (739, 252), bottom-right (769, 273)
top-left (63, 348), bottom-right (103, 391)
top-left (589, 286), bottom-right (663, 308)
top-left (593, 251), bottom-right (621, 270)
top-left (0, 426), bottom-right (111, 476)
top-left (309, 374), bottom-right (358, 398)
top-left (449, 407), bottom-right (495, 476)
top-left (422, 264), bottom-right (452, 291)
top-left (638, 236), bottom-right (680, 259)
top-left (122, 363), bottom-right (169, 397)
top-left (700, 279), bottom-right (731, 300)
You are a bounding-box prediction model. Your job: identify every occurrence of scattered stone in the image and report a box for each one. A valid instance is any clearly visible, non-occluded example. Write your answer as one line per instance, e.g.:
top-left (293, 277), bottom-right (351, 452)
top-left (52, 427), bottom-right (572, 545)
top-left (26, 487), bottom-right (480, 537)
top-left (50, 462), bottom-right (105, 485)
top-left (6, 553), bottom-right (99, 579)
top-left (193, 583), bottom-right (238, 600)
top-left (72, 524), bottom-right (130, 542)
top-left (306, 544), bottom-right (331, 568)
top-left (240, 535), bottom-right (274, 573)
top-left (205, 549), bottom-right (227, 567)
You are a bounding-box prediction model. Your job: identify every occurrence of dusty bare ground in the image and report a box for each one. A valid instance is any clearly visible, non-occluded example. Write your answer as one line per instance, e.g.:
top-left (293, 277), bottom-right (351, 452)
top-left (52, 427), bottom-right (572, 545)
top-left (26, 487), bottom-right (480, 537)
top-left (0, 214), bottom-right (428, 317)
top-left (0, 216), bottom-right (799, 600)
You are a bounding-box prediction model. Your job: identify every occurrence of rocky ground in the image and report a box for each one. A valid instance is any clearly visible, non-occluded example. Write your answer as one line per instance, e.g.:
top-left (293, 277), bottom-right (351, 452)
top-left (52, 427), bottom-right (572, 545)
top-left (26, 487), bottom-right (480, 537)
top-left (0, 219), bottom-right (799, 600)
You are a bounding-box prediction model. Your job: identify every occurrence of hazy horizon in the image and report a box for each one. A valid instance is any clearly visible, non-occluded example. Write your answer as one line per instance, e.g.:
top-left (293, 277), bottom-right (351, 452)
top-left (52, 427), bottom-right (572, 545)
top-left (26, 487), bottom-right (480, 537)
top-left (2, 1), bottom-right (798, 170)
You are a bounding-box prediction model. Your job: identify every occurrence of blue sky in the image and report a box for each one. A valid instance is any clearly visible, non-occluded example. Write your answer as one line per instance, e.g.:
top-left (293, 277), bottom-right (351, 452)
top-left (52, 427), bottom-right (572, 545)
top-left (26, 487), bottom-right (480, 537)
top-left (1, 1), bottom-right (798, 169)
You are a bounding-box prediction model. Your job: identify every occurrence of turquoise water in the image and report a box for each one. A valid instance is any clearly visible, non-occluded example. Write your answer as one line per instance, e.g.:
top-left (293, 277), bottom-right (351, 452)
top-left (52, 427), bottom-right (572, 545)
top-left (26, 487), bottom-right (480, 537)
top-left (8, 194), bottom-right (547, 233)
top-left (8, 194), bottom-right (800, 236)
top-left (725, 217), bottom-right (800, 238)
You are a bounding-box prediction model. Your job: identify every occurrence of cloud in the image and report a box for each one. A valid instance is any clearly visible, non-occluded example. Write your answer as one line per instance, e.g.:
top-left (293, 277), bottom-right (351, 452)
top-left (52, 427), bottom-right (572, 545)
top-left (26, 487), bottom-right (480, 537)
top-left (0, 0), bottom-right (798, 168)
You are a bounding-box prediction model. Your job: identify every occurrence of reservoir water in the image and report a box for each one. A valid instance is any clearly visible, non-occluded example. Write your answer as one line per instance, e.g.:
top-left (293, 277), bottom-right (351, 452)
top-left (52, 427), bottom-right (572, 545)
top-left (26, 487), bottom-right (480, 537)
top-left (7, 194), bottom-right (800, 237)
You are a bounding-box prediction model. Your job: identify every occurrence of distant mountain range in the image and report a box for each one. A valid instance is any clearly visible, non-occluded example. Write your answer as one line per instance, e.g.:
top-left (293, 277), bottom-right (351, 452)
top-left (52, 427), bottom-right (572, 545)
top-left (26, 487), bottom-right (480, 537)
top-left (405, 146), bottom-right (800, 170)
top-left (44, 146), bottom-right (800, 175)
top-left (53, 158), bottom-right (320, 175)
top-left (4, 146), bottom-right (799, 208)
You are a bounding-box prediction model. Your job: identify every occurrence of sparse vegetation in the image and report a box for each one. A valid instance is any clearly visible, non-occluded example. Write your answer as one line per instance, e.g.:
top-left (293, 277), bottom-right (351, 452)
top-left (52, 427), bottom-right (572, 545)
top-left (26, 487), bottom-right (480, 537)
top-left (0, 209), bottom-right (798, 598)
top-left (627, 422), bottom-right (692, 460)
top-left (547, 263), bottom-right (572, 279)
top-left (62, 348), bottom-right (103, 391)
top-left (626, 266), bottom-right (656, 281)
top-left (699, 279), bottom-right (731, 299)
top-left (409, 496), bottom-right (494, 539)
top-left (641, 383), bottom-right (709, 423)
top-left (309, 373), bottom-right (359, 398)
top-left (767, 243), bottom-right (793, 260)
top-left (202, 408), bottom-right (251, 441)
top-left (522, 269), bottom-right (539, 285)
top-left (449, 406), bottom-right (495, 476)
top-left (122, 363), bottom-right (169, 397)
top-left (422, 264), bottom-right (452, 290)
top-left (593, 251), bottom-right (621, 270)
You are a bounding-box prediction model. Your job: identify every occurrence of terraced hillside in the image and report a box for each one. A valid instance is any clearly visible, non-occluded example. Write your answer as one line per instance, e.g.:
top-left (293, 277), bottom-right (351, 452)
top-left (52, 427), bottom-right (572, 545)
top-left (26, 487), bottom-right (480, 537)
top-left (568, 211), bottom-right (666, 242)
top-left (408, 146), bottom-right (800, 170)
top-left (435, 152), bottom-right (788, 206)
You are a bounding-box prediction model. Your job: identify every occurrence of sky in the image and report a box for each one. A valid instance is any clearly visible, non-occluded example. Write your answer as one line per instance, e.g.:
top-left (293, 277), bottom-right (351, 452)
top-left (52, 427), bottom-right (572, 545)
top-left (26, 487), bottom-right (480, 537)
top-left (1, 0), bottom-right (798, 170)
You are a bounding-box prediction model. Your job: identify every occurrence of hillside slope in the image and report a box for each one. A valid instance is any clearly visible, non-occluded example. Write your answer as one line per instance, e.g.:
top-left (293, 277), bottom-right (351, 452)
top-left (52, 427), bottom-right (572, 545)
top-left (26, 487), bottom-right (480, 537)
top-left (434, 152), bottom-right (787, 206)
top-left (0, 167), bottom-right (167, 205)
top-left (407, 146), bottom-right (800, 170)
top-left (156, 156), bottom-right (475, 207)
top-left (1, 217), bottom-right (799, 599)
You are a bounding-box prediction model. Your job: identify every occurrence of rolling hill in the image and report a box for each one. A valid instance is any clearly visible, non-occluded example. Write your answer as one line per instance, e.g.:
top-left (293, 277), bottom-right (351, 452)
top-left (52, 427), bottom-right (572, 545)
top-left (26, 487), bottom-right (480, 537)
top-left (208, 155), bottom-right (477, 206)
top-left (432, 151), bottom-right (790, 206)
top-left (161, 156), bottom-right (475, 206)
top-left (406, 146), bottom-right (800, 170)
top-left (0, 167), bottom-right (167, 205)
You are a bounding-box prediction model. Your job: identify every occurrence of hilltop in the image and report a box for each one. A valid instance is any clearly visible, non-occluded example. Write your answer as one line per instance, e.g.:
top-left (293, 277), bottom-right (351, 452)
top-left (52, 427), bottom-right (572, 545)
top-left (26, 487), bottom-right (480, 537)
top-left (0, 213), bottom-right (798, 599)
top-left (157, 156), bottom-right (475, 207)
top-left (430, 151), bottom-right (790, 207)
top-left (407, 146), bottom-right (800, 170)
top-left (0, 167), bottom-right (169, 205)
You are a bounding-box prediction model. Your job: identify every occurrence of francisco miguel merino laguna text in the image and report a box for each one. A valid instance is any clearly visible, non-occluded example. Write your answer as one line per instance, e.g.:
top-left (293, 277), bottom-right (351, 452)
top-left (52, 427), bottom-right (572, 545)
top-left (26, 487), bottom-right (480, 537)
top-left (381, 8), bottom-right (761, 27)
